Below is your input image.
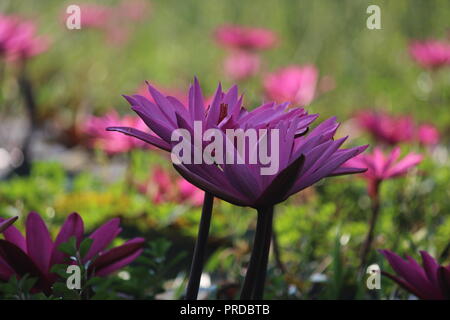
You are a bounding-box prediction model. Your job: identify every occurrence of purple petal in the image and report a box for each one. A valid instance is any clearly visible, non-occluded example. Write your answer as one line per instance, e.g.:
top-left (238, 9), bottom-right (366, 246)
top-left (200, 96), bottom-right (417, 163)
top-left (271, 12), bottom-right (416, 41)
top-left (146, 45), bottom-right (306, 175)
top-left (90, 238), bottom-right (145, 276)
top-left (50, 212), bottom-right (84, 266)
top-left (106, 126), bottom-right (171, 151)
top-left (0, 216), bottom-right (18, 233)
top-left (84, 218), bottom-right (121, 262)
top-left (0, 240), bottom-right (51, 294)
top-left (26, 212), bottom-right (53, 274)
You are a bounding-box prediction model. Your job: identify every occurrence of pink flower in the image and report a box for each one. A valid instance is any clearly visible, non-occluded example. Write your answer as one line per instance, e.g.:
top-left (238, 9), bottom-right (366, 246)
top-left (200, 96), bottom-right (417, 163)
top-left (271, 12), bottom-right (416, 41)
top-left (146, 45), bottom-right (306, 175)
top-left (139, 166), bottom-right (203, 207)
top-left (409, 40), bottom-right (450, 69)
top-left (263, 65), bottom-right (318, 106)
top-left (83, 111), bottom-right (150, 155)
top-left (0, 212), bottom-right (144, 295)
top-left (78, 4), bottom-right (114, 29)
top-left (177, 178), bottom-right (204, 206)
top-left (223, 51), bottom-right (260, 80)
top-left (380, 249), bottom-right (450, 300)
top-left (417, 124), bottom-right (440, 146)
top-left (345, 147), bottom-right (422, 197)
top-left (215, 25), bottom-right (277, 51)
top-left (356, 111), bottom-right (415, 145)
top-left (0, 14), bottom-right (49, 61)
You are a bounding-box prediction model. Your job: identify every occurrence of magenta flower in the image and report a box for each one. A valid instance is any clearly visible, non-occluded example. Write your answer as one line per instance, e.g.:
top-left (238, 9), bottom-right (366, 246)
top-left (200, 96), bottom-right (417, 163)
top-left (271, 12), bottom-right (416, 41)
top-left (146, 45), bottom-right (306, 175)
top-left (108, 78), bottom-right (367, 208)
top-left (409, 40), bottom-right (450, 69)
top-left (215, 25), bottom-right (277, 51)
top-left (356, 111), bottom-right (415, 145)
top-left (380, 250), bottom-right (450, 300)
top-left (263, 65), bottom-right (318, 107)
top-left (83, 111), bottom-right (151, 155)
top-left (345, 147), bottom-right (422, 197)
top-left (0, 14), bottom-right (49, 61)
top-left (0, 212), bottom-right (144, 295)
top-left (417, 124), bottom-right (440, 146)
top-left (223, 51), bottom-right (260, 80)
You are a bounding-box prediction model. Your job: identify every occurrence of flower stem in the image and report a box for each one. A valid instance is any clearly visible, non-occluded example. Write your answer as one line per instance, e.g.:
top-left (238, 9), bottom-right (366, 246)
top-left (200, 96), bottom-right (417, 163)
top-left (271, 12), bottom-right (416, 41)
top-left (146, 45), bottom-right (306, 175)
top-left (15, 64), bottom-right (36, 176)
top-left (185, 192), bottom-right (214, 300)
top-left (360, 186), bottom-right (381, 270)
top-left (252, 206), bottom-right (274, 299)
top-left (240, 206), bottom-right (273, 300)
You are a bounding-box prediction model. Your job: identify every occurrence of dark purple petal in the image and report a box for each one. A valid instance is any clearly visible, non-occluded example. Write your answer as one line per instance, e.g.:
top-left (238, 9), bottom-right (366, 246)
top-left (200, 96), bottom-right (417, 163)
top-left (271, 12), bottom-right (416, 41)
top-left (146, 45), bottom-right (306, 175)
top-left (50, 212), bottom-right (84, 266)
top-left (90, 238), bottom-right (145, 276)
top-left (84, 218), bottom-right (121, 262)
top-left (106, 126), bottom-right (171, 151)
top-left (0, 216), bottom-right (18, 233)
top-left (254, 155), bottom-right (305, 208)
top-left (26, 212), bottom-right (53, 274)
top-left (0, 240), bottom-right (51, 294)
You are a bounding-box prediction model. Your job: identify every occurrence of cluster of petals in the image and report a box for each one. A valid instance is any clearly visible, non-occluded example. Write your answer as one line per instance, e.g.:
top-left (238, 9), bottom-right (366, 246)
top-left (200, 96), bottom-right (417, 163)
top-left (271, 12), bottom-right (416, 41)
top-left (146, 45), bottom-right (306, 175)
top-left (356, 111), bottom-right (440, 146)
top-left (409, 39), bottom-right (450, 69)
top-left (108, 78), bottom-right (368, 208)
top-left (380, 249), bottom-right (450, 300)
top-left (0, 212), bottom-right (144, 294)
top-left (263, 65), bottom-right (318, 106)
top-left (344, 147), bottom-right (422, 196)
top-left (0, 14), bottom-right (49, 61)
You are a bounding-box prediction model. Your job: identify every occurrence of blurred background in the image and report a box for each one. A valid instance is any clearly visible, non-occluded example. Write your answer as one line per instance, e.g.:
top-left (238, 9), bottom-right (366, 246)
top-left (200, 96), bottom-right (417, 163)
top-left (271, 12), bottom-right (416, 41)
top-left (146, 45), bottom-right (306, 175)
top-left (0, 0), bottom-right (449, 299)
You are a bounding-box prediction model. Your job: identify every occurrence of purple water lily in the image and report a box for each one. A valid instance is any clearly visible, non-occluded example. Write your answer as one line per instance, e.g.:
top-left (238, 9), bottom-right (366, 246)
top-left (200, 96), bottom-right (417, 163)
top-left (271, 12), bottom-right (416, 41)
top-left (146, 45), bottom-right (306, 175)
top-left (0, 212), bottom-right (144, 295)
top-left (108, 78), bottom-right (368, 208)
top-left (380, 249), bottom-right (450, 300)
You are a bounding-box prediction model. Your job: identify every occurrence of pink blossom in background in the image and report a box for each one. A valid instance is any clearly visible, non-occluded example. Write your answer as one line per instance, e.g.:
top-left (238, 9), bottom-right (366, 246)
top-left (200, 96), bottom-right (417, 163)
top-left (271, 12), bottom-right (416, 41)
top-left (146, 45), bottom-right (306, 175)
top-left (263, 65), bottom-right (318, 106)
top-left (64, 1), bottom-right (151, 46)
top-left (356, 111), bottom-right (415, 145)
top-left (417, 124), bottom-right (440, 146)
top-left (223, 51), bottom-right (260, 80)
top-left (138, 166), bottom-right (203, 206)
top-left (83, 111), bottom-right (150, 155)
top-left (77, 4), bottom-right (114, 29)
top-left (345, 147), bottom-right (423, 197)
top-left (177, 178), bottom-right (204, 206)
top-left (215, 25), bottom-right (277, 51)
top-left (0, 14), bottom-right (49, 61)
top-left (409, 40), bottom-right (450, 69)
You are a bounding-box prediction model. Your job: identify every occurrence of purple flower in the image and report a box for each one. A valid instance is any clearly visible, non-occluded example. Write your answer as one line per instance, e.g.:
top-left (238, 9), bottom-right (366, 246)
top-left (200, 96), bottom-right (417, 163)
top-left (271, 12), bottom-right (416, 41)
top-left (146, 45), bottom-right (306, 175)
top-left (0, 212), bottom-right (144, 295)
top-left (108, 79), bottom-right (368, 208)
top-left (380, 249), bottom-right (450, 300)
